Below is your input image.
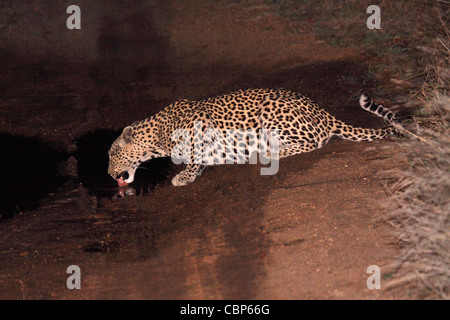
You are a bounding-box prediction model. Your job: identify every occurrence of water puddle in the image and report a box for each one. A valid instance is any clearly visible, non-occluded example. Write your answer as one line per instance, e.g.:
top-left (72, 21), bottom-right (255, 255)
top-left (0, 129), bottom-right (175, 220)
top-left (74, 129), bottom-right (174, 199)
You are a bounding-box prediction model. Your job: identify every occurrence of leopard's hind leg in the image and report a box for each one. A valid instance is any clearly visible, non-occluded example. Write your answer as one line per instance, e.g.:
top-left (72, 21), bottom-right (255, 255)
top-left (259, 99), bottom-right (326, 159)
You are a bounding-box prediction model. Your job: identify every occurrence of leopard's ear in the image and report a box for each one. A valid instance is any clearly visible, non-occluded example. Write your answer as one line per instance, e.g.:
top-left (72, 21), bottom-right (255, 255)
top-left (118, 126), bottom-right (134, 147)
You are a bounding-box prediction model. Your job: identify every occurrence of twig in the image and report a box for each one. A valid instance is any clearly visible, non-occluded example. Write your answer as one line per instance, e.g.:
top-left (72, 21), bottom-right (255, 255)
top-left (16, 279), bottom-right (26, 300)
top-left (384, 273), bottom-right (417, 290)
top-left (436, 37), bottom-right (450, 53)
top-left (414, 271), bottom-right (446, 299)
top-left (393, 123), bottom-right (444, 151)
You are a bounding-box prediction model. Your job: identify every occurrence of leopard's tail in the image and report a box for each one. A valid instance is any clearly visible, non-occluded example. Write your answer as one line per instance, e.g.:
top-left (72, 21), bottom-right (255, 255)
top-left (332, 94), bottom-right (399, 142)
top-left (359, 93), bottom-right (399, 124)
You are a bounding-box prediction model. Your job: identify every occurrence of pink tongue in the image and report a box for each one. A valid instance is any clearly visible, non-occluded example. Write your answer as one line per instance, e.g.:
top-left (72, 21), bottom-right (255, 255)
top-left (117, 178), bottom-right (128, 187)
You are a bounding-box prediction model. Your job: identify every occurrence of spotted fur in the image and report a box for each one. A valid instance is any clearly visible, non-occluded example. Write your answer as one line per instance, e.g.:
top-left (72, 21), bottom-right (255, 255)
top-left (108, 88), bottom-right (399, 186)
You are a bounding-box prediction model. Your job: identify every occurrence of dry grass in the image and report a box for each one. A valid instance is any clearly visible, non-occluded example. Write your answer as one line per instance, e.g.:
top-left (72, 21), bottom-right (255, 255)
top-left (382, 25), bottom-right (449, 299)
top-left (384, 101), bottom-right (449, 298)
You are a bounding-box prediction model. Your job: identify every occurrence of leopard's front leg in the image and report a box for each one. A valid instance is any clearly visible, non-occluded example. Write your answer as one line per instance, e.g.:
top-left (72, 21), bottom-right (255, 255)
top-left (171, 163), bottom-right (204, 187)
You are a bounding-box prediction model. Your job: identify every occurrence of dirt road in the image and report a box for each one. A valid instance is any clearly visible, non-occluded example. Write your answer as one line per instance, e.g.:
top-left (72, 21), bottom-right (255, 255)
top-left (0, 0), bottom-right (401, 299)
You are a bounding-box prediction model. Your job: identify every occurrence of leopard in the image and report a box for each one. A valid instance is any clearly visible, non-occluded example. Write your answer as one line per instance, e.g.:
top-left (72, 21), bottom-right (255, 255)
top-left (108, 88), bottom-right (399, 187)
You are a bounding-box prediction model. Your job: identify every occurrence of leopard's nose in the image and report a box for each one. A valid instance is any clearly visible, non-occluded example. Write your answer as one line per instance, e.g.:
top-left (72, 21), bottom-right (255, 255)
top-left (118, 171), bottom-right (129, 180)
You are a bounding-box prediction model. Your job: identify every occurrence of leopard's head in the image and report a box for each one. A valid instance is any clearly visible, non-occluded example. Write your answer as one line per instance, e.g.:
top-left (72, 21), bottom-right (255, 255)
top-left (108, 120), bottom-right (165, 186)
top-left (108, 126), bottom-right (143, 186)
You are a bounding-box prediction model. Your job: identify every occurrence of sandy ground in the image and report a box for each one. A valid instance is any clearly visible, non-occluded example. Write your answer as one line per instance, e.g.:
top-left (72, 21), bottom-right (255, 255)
top-left (0, 0), bottom-right (405, 299)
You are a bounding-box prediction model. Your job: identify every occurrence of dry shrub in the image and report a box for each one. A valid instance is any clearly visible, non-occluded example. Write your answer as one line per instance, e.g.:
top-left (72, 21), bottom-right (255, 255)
top-left (383, 29), bottom-right (449, 299)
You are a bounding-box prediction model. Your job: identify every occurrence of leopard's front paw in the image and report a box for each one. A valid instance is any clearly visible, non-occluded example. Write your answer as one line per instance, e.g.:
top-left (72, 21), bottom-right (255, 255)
top-left (171, 174), bottom-right (195, 187)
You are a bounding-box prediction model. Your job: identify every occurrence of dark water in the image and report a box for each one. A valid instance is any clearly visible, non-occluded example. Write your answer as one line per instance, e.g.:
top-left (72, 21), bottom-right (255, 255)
top-left (0, 134), bottom-right (67, 219)
top-left (0, 130), bottom-right (174, 220)
top-left (75, 129), bottom-right (173, 198)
